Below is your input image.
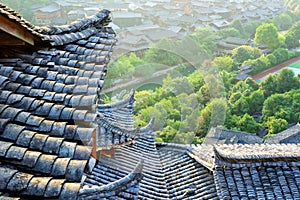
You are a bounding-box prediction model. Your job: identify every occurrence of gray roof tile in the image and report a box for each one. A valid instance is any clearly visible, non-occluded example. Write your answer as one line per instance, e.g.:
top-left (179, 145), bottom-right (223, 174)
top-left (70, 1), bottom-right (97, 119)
top-left (0, 141), bottom-right (14, 157)
top-left (51, 157), bottom-right (71, 177)
top-left (1, 124), bottom-right (24, 141)
top-left (44, 179), bottom-right (65, 198)
top-left (59, 183), bottom-right (81, 199)
top-left (0, 13), bottom-right (115, 200)
top-left (5, 146), bottom-right (27, 160)
top-left (66, 160), bottom-right (87, 182)
top-left (33, 154), bottom-right (57, 174)
top-left (21, 151), bottom-right (41, 168)
top-left (29, 134), bottom-right (49, 151)
top-left (43, 137), bottom-right (64, 154)
top-left (7, 172), bottom-right (33, 192)
top-left (59, 142), bottom-right (76, 158)
top-left (16, 130), bottom-right (36, 147)
top-left (22, 177), bottom-right (52, 196)
top-left (0, 167), bottom-right (18, 190)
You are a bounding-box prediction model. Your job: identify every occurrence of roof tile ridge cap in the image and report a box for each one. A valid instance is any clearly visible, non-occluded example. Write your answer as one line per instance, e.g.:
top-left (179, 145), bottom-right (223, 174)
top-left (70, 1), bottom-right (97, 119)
top-left (78, 159), bottom-right (143, 195)
top-left (40, 9), bottom-right (111, 36)
top-left (156, 142), bottom-right (189, 150)
top-left (215, 143), bottom-right (278, 159)
top-left (0, 3), bottom-right (41, 35)
top-left (213, 145), bottom-right (227, 161)
top-left (214, 143), bottom-right (300, 165)
top-left (140, 118), bottom-right (155, 133)
top-left (98, 89), bottom-right (135, 109)
top-left (187, 144), bottom-right (216, 166)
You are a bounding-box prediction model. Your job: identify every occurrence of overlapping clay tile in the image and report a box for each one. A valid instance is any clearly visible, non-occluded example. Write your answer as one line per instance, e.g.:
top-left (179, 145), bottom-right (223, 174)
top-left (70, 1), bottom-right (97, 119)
top-left (0, 3), bottom-right (116, 199)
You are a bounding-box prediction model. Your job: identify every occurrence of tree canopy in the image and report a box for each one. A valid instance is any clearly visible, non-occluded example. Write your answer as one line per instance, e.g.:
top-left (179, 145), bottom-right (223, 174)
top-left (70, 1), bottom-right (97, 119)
top-left (254, 23), bottom-right (282, 49)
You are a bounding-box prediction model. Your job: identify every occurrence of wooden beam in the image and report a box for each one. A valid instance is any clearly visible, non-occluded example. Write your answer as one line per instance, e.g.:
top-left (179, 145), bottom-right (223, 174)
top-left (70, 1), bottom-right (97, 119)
top-left (91, 130), bottom-right (97, 159)
top-left (0, 32), bottom-right (26, 45)
top-left (0, 15), bottom-right (34, 45)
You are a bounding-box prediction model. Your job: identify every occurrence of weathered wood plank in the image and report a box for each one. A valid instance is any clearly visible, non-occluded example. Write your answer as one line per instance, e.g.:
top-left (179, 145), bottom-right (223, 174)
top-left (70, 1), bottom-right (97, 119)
top-left (0, 32), bottom-right (25, 45)
top-left (0, 15), bottom-right (34, 45)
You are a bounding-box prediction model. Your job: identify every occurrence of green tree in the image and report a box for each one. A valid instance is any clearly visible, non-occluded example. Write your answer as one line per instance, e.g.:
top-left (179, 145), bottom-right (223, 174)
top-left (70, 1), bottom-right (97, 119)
top-left (266, 53), bottom-right (277, 66)
top-left (230, 96), bottom-right (250, 116)
top-left (134, 90), bottom-right (155, 114)
top-left (187, 70), bottom-right (205, 91)
top-left (225, 114), bottom-right (241, 130)
top-left (217, 27), bottom-right (241, 39)
top-left (292, 91), bottom-right (300, 121)
top-left (289, 21), bottom-right (300, 39)
top-left (250, 55), bottom-right (270, 74)
top-left (144, 38), bottom-right (182, 66)
top-left (232, 45), bottom-right (262, 64)
top-left (166, 77), bottom-right (194, 95)
top-left (181, 108), bottom-right (201, 133)
top-left (106, 54), bottom-right (135, 81)
top-left (237, 114), bottom-right (260, 133)
top-left (284, 33), bottom-right (298, 48)
top-left (189, 27), bottom-right (217, 57)
top-left (276, 68), bottom-right (299, 93)
top-left (254, 23), bottom-right (281, 49)
top-left (244, 21), bottom-right (262, 38)
top-left (230, 80), bottom-right (254, 96)
top-left (245, 78), bottom-right (259, 91)
top-left (260, 74), bottom-right (278, 97)
top-left (212, 56), bottom-right (234, 72)
top-left (156, 126), bottom-right (177, 142)
top-left (273, 48), bottom-right (289, 64)
top-left (273, 13), bottom-right (293, 30)
top-left (150, 104), bottom-right (168, 131)
top-left (262, 93), bottom-right (293, 122)
top-left (197, 99), bottom-right (227, 137)
top-left (198, 84), bottom-right (210, 105)
top-left (247, 90), bottom-right (265, 114)
top-left (231, 19), bottom-right (245, 36)
top-left (264, 116), bottom-right (288, 135)
top-left (219, 70), bottom-right (236, 92)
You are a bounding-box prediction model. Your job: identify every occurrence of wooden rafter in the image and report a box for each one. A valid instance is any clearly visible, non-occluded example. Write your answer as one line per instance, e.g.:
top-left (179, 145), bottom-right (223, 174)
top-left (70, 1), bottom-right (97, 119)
top-left (0, 14), bottom-right (34, 46)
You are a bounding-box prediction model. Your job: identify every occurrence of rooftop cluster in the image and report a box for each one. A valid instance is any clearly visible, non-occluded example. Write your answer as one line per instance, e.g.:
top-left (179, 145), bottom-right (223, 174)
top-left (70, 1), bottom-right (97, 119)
top-left (0, 3), bottom-right (300, 200)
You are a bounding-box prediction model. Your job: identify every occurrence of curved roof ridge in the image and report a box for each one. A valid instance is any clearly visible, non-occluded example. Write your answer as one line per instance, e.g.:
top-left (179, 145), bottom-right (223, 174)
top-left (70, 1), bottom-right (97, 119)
top-left (265, 123), bottom-right (300, 144)
top-left (187, 144), bottom-right (215, 171)
top-left (98, 89), bottom-right (135, 110)
top-left (156, 142), bottom-right (189, 153)
top-left (78, 159), bottom-right (143, 198)
top-left (0, 4), bottom-right (113, 47)
top-left (96, 114), bottom-right (153, 143)
top-left (214, 143), bottom-right (300, 165)
top-left (139, 118), bottom-right (155, 134)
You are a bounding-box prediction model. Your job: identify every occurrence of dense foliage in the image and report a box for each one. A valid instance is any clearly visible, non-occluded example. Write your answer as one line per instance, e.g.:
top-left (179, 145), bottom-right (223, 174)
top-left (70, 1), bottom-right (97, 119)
top-left (109, 8), bottom-right (300, 144)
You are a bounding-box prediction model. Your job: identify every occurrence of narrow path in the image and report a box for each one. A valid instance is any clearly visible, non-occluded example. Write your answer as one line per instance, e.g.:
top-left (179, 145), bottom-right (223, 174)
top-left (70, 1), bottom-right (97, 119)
top-left (252, 56), bottom-right (300, 81)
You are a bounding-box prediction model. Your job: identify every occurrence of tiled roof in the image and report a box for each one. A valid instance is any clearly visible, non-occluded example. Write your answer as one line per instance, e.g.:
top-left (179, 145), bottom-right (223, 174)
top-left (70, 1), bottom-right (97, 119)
top-left (98, 89), bottom-right (135, 130)
top-left (0, 3), bottom-right (140, 199)
top-left (265, 123), bottom-right (300, 144)
top-left (2, 3), bottom-right (300, 200)
top-left (83, 124), bottom-right (170, 199)
top-left (214, 165), bottom-right (300, 199)
top-left (204, 127), bottom-right (263, 144)
top-left (214, 144), bottom-right (300, 165)
top-left (158, 144), bottom-right (219, 199)
top-left (188, 143), bottom-right (300, 199)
